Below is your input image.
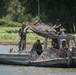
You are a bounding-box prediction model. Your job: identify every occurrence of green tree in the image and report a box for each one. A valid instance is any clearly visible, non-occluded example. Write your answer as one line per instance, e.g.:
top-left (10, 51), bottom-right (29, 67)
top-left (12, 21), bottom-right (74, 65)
top-left (1, 0), bottom-right (76, 33)
top-left (5, 0), bottom-right (25, 22)
top-left (0, 0), bottom-right (10, 18)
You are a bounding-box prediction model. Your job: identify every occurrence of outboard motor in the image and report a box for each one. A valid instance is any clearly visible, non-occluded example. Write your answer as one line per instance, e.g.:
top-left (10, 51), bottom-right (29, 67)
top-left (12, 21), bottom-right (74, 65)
top-left (67, 48), bottom-right (72, 67)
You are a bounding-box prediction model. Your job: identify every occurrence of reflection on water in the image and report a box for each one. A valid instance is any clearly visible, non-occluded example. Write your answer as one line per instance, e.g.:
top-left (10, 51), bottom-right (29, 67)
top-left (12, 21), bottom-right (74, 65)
top-left (0, 45), bottom-right (76, 75)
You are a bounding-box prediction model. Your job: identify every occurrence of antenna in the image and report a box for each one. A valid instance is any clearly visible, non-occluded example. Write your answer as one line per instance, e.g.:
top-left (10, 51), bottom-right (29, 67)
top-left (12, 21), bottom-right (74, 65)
top-left (37, 0), bottom-right (40, 19)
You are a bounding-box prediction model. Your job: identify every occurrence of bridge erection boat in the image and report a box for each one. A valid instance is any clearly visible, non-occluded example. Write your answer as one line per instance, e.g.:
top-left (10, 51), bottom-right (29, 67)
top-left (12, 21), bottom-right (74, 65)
top-left (0, 20), bottom-right (76, 68)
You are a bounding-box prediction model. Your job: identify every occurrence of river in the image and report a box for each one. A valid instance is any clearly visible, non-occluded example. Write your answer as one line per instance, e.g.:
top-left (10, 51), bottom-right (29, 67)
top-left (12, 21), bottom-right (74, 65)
top-left (0, 45), bottom-right (76, 75)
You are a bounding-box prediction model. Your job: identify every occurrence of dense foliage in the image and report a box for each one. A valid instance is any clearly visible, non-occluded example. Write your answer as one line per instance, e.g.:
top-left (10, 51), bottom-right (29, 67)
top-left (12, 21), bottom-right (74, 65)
top-left (0, 19), bottom-right (21, 27)
top-left (0, 27), bottom-right (44, 45)
top-left (0, 0), bottom-right (76, 33)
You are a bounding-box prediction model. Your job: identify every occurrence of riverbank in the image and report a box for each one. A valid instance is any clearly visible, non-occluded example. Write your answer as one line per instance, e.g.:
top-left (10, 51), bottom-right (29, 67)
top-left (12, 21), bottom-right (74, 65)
top-left (0, 27), bottom-right (45, 45)
top-left (0, 27), bottom-right (76, 46)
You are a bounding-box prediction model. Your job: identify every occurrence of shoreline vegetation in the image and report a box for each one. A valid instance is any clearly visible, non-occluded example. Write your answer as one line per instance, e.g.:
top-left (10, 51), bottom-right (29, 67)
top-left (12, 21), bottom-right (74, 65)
top-left (0, 27), bottom-right (45, 46)
top-left (0, 27), bottom-right (76, 46)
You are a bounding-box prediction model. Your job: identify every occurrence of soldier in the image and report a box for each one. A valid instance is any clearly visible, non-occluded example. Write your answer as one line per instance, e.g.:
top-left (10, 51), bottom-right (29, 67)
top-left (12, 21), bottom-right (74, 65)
top-left (31, 39), bottom-right (43, 55)
top-left (59, 39), bottom-right (68, 57)
top-left (18, 22), bottom-right (29, 51)
top-left (53, 19), bottom-right (61, 32)
top-left (72, 41), bottom-right (76, 56)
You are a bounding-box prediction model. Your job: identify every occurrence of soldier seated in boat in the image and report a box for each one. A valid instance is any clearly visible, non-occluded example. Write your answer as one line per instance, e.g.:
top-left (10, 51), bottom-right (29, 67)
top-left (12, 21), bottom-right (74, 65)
top-left (31, 39), bottom-right (43, 55)
top-left (59, 39), bottom-right (68, 57)
top-left (72, 41), bottom-right (76, 56)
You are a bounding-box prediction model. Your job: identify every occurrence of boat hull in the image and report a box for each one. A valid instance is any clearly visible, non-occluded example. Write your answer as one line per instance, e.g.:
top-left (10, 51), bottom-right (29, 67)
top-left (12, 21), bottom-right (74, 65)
top-left (0, 53), bottom-right (76, 67)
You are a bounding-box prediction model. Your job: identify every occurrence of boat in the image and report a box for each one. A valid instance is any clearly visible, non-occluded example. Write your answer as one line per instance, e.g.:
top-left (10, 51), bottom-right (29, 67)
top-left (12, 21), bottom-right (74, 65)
top-left (0, 20), bottom-right (76, 68)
